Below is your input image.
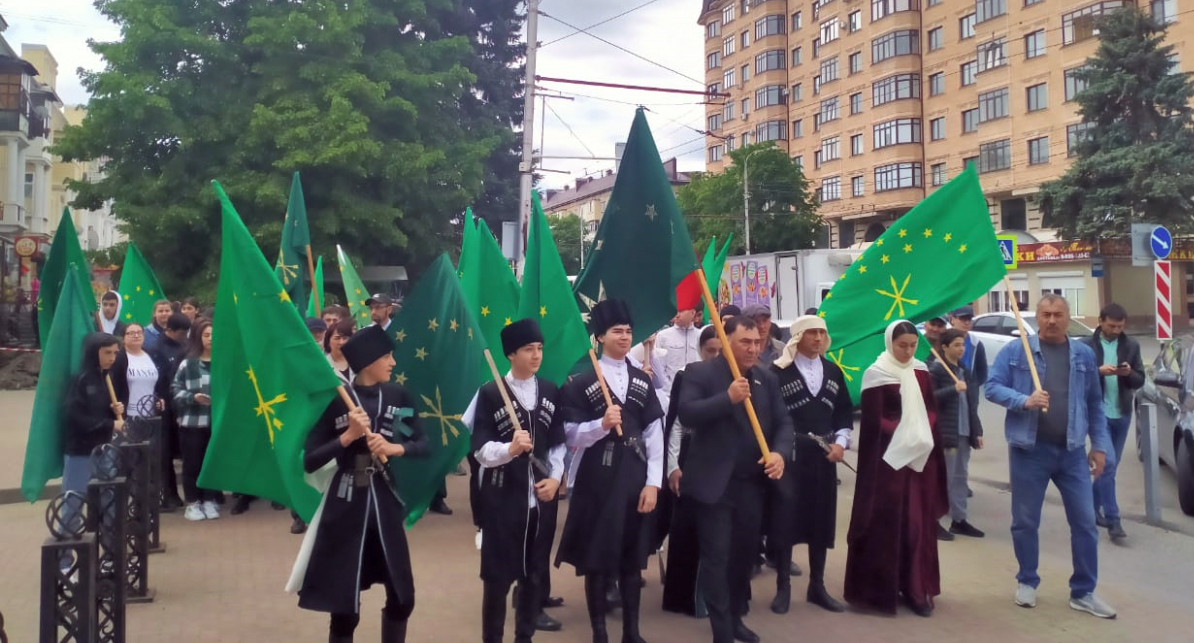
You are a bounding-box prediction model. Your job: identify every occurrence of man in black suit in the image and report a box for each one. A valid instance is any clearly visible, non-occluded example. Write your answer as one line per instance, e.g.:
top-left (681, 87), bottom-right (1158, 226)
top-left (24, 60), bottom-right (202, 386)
top-left (678, 316), bottom-right (793, 643)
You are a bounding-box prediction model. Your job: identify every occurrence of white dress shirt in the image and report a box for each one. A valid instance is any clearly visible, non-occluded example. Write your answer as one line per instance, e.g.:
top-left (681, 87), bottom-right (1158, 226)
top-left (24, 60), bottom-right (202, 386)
top-left (795, 353), bottom-right (852, 448)
top-left (656, 324), bottom-right (702, 393)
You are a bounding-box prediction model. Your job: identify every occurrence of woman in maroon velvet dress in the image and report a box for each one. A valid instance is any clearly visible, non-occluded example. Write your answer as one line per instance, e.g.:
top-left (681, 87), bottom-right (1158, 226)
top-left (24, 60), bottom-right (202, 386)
top-left (843, 320), bottom-right (949, 617)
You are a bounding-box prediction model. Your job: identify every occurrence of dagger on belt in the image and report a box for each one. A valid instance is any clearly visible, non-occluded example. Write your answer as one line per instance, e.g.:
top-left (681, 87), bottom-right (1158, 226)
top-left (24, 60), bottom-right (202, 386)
top-left (807, 432), bottom-right (857, 474)
top-left (483, 350), bottom-right (552, 477)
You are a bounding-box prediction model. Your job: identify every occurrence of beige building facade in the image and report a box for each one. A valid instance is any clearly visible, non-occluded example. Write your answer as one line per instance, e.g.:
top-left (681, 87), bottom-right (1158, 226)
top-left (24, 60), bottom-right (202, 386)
top-left (699, 0), bottom-right (1191, 325)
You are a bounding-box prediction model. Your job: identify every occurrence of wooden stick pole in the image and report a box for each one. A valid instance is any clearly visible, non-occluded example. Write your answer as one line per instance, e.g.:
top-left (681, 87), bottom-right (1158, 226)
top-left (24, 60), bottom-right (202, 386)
top-left (305, 245), bottom-right (320, 313)
top-left (337, 385), bottom-right (388, 463)
top-left (927, 345), bottom-right (962, 385)
top-left (483, 349), bottom-right (528, 436)
top-left (641, 337), bottom-right (655, 378)
top-left (1002, 276), bottom-right (1046, 410)
top-left (105, 373), bottom-right (124, 423)
top-left (695, 269), bottom-right (770, 459)
top-left (587, 349), bottom-right (624, 437)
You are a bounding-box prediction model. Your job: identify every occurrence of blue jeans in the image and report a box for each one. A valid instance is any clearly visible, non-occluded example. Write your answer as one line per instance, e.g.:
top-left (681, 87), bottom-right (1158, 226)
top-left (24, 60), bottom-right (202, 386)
top-left (1092, 415), bottom-right (1131, 521)
top-left (60, 452), bottom-right (119, 570)
top-left (1008, 442), bottom-right (1099, 598)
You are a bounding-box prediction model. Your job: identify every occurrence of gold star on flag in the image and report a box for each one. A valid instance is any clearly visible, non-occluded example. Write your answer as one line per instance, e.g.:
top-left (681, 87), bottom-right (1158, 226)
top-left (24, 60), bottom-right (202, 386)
top-left (122, 294), bottom-right (130, 300)
top-left (876, 239), bottom-right (884, 246)
top-left (415, 347), bottom-right (428, 360)
top-left (858, 265), bottom-right (868, 274)
top-left (540, 306), bottom-right (547, 317)
top-left (876, 274), bottom-right (920, 321)
top-left (881, 254), bottom-right (890, 264)
top-left (818, 310), bottom-right (827, 318)
top-left (149, 289), bottom-right (155, 296)
top-left (481, 306), bottom-right (490, 317)
top-left (504, 317), bottom-right (513, 326)
top-left (959, 244), bottom-right (968, 254)
top-left (825, 292), bottom-right (832, 299)
top-left (904, 244), bottom-right (913, 253)
top-left (898, 229), bottom-right (908, 238)
top-left (136, 286), bottom-right (142, 292)
top-left (394, 329), bottom-right (406, 342)
top-left (278, 289), bottom-right (291, 303)
top-left (449, 319), bottom-right (459, 331)
top-left (233, 293), bottom-right (239, 305)
top-left (943, 233), bottom-right (953, 242)
top-left (124, 313), bottom-right (132, 320)
top-left (923, 228), bottom-right (932, 238)
top-left (645, 204), bottom-right (658, 221)
top-left (355, 288), bottom-right (362, 295)
top-left (428, 318), bottom-right (439, 331)
top-left (395, 372), bottom-right (408, 386)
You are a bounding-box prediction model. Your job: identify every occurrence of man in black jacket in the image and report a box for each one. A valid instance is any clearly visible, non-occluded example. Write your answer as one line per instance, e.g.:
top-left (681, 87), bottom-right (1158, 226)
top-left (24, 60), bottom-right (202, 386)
top-left (148, 312), bottom-right (190, 510)
top-left (1082, 303), bottom-right (1145, 542)
top-left (678, 316), bottom-right (792, 643)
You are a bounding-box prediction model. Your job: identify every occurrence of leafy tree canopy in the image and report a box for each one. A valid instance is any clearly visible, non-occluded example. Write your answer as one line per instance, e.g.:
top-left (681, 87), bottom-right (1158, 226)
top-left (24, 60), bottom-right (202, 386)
top-left (545, 211), bottom-right (591, 275)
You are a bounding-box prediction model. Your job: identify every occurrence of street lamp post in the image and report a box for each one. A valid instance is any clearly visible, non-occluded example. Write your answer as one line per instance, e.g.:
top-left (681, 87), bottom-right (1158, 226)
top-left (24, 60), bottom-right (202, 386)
top-left (742, 148), bottom-right (765, 255)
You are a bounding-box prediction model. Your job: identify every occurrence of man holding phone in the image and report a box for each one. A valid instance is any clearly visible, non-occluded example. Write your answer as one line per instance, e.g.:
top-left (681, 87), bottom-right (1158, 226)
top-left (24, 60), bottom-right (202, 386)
top-left (1082, 304), bottom-right (1145, 543)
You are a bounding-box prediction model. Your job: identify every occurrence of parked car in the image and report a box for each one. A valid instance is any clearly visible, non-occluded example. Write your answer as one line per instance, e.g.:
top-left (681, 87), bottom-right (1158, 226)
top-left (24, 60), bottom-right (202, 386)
top-left (1134, 335), bottom-right (1194, 516)
top-left (968, 311), bottom-right (1093, 366)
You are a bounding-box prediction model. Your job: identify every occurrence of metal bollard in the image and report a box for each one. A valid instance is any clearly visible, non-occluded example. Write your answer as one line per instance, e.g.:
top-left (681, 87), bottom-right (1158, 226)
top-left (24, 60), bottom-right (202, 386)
top-left (1139, 402), bottom-right (1163, 525)
top-left (88, 445), bottom-right (127, 643)
top-left (39, 492), bottom-right (98, 643)
top-left (117, 438), bottom-right (154, 603)
top-left (127, 410), bottom-right (164, 554)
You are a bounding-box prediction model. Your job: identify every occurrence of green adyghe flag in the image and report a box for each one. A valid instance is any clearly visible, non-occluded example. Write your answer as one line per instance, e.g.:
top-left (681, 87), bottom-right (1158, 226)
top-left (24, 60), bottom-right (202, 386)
top-left (458, 218), bottom-right (520, 374)
top-left (818, 167), bottom-right (1005, 401)
top-left (21, 270), bottom-right (99, 501)
top-left (336, 245), bottom-right (372, 329)
top-left (457, 207), bottom-right (478, 279)
top-left (199, 181), bottom-right (342, 522)
top-left (518, 192), bottom-right (590, 385)
top-left (574, 109), bottom-right (699, 343)
top-left (702, 234), bottom-right (734, 324)
top-left (275, 172), bottom-right (311, 309)
top-left (38, 209), bottom-right (96, 343)
top-left (305, 256), bottom-right (325, 319)
top-left (388, 254), bottom-right (488, 527)
top-left (117, 242), bottom-right (166, 326)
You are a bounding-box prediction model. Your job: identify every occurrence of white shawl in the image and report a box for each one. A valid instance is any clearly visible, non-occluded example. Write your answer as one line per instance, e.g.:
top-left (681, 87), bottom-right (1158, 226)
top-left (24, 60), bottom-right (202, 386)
top-left (862, 320), bottom-right (934, 472)
top-left (100, 290), bottom-right (122, 334)
top-left (774, 315), bottom-right (831, 369)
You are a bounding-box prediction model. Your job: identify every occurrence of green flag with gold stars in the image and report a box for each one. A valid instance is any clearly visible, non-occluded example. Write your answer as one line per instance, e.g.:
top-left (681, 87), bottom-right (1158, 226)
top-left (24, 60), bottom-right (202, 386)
top-left (200, 181), bottom-right (342, 522)
top-left (38, 208), bottom-right (96, 344)
top-left (818, 167), bottom-right (1004, 402)
top-left (274, 171), bottom-right (311, 309)
top-left (336, 245), bottom-right (373, 328)
top-left (388, 254), bottom-right (488, 527)
top-left (518, 191), bottom-right (590, 384)
top-left (458, 217), bottom-right (520, 375)
top-left (117, 242), bottom-right (166, 326)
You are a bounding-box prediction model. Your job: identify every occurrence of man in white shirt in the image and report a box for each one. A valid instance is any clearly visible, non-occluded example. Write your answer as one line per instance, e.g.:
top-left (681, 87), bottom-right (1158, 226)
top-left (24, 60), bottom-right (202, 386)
top-left (656, 306), bottom-right (703, 392)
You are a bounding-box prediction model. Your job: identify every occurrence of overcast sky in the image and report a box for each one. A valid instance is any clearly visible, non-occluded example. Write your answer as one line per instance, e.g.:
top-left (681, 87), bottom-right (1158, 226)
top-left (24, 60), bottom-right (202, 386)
top-left (2, 0), bottom-right (708, 193)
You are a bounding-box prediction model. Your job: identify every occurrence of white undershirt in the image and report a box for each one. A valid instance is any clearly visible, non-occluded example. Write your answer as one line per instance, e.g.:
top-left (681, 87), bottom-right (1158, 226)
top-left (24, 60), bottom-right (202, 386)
top-left (795, 353), bottom-right (852, 448)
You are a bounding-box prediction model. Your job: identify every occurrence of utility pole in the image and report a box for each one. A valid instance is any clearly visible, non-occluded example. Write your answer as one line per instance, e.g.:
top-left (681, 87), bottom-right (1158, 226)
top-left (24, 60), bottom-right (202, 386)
top-left (515, 0), bottom-right (540, 279)
top-left (742, 148), bottom-right (763, 256)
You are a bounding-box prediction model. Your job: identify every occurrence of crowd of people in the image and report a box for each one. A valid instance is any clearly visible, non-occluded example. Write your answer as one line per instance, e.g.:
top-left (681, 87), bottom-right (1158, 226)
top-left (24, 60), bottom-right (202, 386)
top-left (54, 287), bottom-right (1145, 642)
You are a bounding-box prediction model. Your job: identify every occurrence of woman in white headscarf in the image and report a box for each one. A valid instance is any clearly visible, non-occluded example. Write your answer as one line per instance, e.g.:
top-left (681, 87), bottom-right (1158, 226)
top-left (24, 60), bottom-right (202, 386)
top-left (843, 320), bottom-right (948, 618)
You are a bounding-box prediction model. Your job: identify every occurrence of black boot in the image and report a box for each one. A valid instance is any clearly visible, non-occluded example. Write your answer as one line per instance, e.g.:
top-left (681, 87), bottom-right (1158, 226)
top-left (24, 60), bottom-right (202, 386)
top-left (806, 546), bottom-right (845, 613)
top-left (329, 635), bottom-right (353, 643)
top-left (585, 575), bottom-right (609, 643)
top-left (231, 494), bottom-right (252, 515)
top-left (620, 572), bottom-right (648, 643)
top-left (381, 613), bottom-right (407, 643)
top-left (483, 581), bottom-right (509, 643)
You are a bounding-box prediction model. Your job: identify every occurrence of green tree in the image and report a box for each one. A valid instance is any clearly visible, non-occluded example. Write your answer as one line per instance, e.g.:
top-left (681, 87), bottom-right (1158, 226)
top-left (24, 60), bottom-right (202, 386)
top-left (1040, 8), bottom-right (1194, 239)
top-left (54, 0), bottom-right (501, 296)
top-left (546, 212), bottom-right (588, 275)
top-left (677, 142), bottom-right (822, 255)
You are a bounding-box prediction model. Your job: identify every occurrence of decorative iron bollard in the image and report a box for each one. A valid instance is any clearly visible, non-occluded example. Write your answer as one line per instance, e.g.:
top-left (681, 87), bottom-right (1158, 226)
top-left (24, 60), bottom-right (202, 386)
top-left (39, 491), bottom-right (98, 643)
top-left (127, 410), bottom-right (165, 554)
top-left (87, 444), bottom-right (127, 643)
top-left (116, 433), bottom-right (154, 603)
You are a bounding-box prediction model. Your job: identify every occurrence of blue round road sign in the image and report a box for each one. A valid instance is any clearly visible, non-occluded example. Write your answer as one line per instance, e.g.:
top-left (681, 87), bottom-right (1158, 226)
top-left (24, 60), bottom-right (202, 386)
top-left (1151, 225), bottom-right (1173, 260)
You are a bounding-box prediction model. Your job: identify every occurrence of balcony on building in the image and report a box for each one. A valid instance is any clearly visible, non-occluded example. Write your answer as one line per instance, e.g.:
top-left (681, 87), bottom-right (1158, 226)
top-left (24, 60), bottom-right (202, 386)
top-left (0, 57), bottom-right (36, 137)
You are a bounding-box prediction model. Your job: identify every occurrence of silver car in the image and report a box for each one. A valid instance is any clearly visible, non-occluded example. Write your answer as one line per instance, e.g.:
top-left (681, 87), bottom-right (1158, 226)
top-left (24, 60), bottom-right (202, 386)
top-left (1134, 335), bottom-right (1194, 516)
top-left (969, 311), bottom-right (1093, 368)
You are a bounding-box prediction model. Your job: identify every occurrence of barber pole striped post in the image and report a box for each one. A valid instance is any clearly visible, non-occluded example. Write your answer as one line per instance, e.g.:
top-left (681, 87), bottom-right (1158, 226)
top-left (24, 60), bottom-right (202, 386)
top-left (1156, 260), bottom-right (1173, 341)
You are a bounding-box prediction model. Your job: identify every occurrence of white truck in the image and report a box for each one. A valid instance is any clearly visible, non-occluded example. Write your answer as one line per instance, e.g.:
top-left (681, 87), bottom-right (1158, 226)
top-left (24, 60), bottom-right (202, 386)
top-left (715, 249), bottom-right (857, 324)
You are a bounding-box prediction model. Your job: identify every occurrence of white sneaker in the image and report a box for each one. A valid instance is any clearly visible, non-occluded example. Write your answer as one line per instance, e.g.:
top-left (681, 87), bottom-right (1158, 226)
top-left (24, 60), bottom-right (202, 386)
top-left (1014, 583), bottom-right (1037, 608)
top-left (202, 500), bottom-right (220, 520)
top-left (184, 502), bottom-right (206, 521)
top-left (475, 529), bottom-right (483, 551)
top-left (1070, 593), bottom-right (1117, 619)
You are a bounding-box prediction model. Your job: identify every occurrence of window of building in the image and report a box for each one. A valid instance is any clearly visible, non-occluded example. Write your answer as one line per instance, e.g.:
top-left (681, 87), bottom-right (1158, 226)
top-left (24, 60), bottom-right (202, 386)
top-left (726, 137), bottom-right (737, 152)
top-left (741, 132), bottom-right (751, 147)
top-left (756, 84), bottom-right (787, 107)
top-left (792, 46), bottom-right (803, 66)
top-left (755, 49), bottom-right (787, 73)
top-left (724, 68), bottom-right (737, 88)
top-left (873, 118), bottom-right (922, 149)
top-left (1028, 136), bottom-right (1050, 164)
top-left (793, 119), bottom-right (804, 138)
top-left (929, 72), bottom-right (945, 95)
top-left (792, 11), bottom-right (803, 30)
top-left (874, 162), bottom-right (923, 191)
top-left (851, 133), bottom-right (864, 155)
top-left (978, 87), bottom-right (1010, 122)
top-left (723, 101), bottom-right (735, 120)
top-left (742, 31), bottom-right (751, 49)
top-left (1025, 0), bottom-right (1043, 6)
top-left (962, 108), bottom-right (979, 133)
top-left (849, 11), bottom-right (863, 32)
top-left (822, 136), bottom-right (842, 161)
top-left (794, 154), bottom-right (804, 167)
top-left (755, 15), bottom-right (786, 39)
top-left (1063, 1), bottom-right (1127, 45)
top-left (815, 150), bottom-right (823, 167)
top-left (1026, 83), bottom-right (1048, 111)
top-left (976, 0), bottom-right (1007, 23)
top-left (821, 176), bottom-right (842, 201)
top-left (852, 175), bottom-right (866, 197)
top-left (821, 57), bottom-right (840, 83)
top-left (961, 60), bottom-right (978, 86)
top-left (742, 64), bottom-right (750, 82)
top-left (929, 0), bottom-right (942, 5)
top-left (819, 97), bottom-right (841, 124)
top-left (1024, 30), bottom-right (1046, 58)
top-left (837, 219), bottom-right (854, 247)
top-left (742, 97), bottom-right (751, 114)
top-left (813, 0), bottom-right (836, 19)
top-left (756, 120), bottom-right (788, 141)
top-left (724, 36), bottom-right (736, 57)
top-left (814, 75), bottom-right (823, 95)
top-left (872, 30), bottom-right (920, 63)
top-left (792, 82), bottom-right (804, 101)
top-left (872, 73), bottom-right (920, 106)
top-left (1064, 67), bottom-right (1088, 101)
top-left (813, 37), bottom-right (821, 58)
top-left (706, 21), bottom-right (721, 39)
top-left (930, 117), bottom-right (946, 140)
top-left (978, 38), bottom-right (1008, 72)
top-left (707, 51), bottom-right (721, 69)
top-left (872, 0), bottom-right (919, 22)
top-left (708, 113), bottom-right (723, 131)
top-left (1001, 198), bottom-right (1027, 230)
top-left (1067, 122), bottom-right (1094, 155)
top-left (1152, 0), bottom-right (1177, 23)
top-left (821, 19), bottom-right (840, 43)
top-left (708, 82), bottom-right (721, 96)
top-left (977, 139), bottom-right (1012, 173)
top-left (723, 4), bottom-right (736, 24)
top-left (931, 163), bottom-right (947, 186)
top-left (851, 92), bottom-right (863, 114)
top-left (849, 52), bottom-right (862, 74)
top-left (962, 155), bottom-right (977, 170)
top-left (928, 27), bottom-right (944, 51)
top-left (960, 13), bottom-right (977, 39)
top-left (1169, 53), bottom-right (1182, 73)
top-left (709, 145), bottom-right (724, 162)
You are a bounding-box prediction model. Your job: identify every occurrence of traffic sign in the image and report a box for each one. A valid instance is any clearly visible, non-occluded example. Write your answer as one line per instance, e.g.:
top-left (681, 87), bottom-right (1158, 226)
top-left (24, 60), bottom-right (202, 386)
top-left (1091, 256), bottom-right (1104, 278)
top-left (1156, 260), bottom-right (1173, 341)
top-left (1151, 225), bottom-right (1172, 260)
top-left (997, 235), bottom-right (1018, 270)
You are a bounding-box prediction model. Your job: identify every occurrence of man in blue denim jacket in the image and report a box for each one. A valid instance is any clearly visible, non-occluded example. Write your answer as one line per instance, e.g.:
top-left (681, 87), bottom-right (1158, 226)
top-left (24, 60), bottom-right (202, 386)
top-left (984, 294), bottom-right (1116, 619)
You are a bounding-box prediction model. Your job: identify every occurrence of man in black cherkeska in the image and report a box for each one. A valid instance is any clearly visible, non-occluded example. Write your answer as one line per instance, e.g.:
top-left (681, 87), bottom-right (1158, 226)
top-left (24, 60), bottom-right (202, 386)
top-left (464, 319), bottom-right (567, 643)
top-left (287, 325), bottom-right (428, 643)
top-left (768, 315), bottom-right (853, 615)
top-left (556, 299), bottom-right (664, 643)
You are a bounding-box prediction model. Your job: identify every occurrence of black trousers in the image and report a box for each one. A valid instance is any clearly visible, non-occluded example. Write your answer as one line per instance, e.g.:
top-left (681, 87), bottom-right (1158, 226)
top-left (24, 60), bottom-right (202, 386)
top-left (179, 427), bottom-right (217, 503)
top-left (159, 411), bottom-right (181, 500)
top-left (533, 498), bottom-right (558, 602)
top-left (483, 506), bottom-right (542, 642)
top-left (695, 478), bottom-right (766, 643)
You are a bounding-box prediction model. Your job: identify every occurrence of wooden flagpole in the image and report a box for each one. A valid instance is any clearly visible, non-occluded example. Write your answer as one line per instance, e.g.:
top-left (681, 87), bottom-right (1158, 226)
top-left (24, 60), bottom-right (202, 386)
top-left (927, 345), bottom-right (962, 385)
top-left (337, 385), bottom-right (387, 463)
top-left (1002, 276), bottom-right (1046, 411)
top-left (587, 349), bottom-right (624, 437)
